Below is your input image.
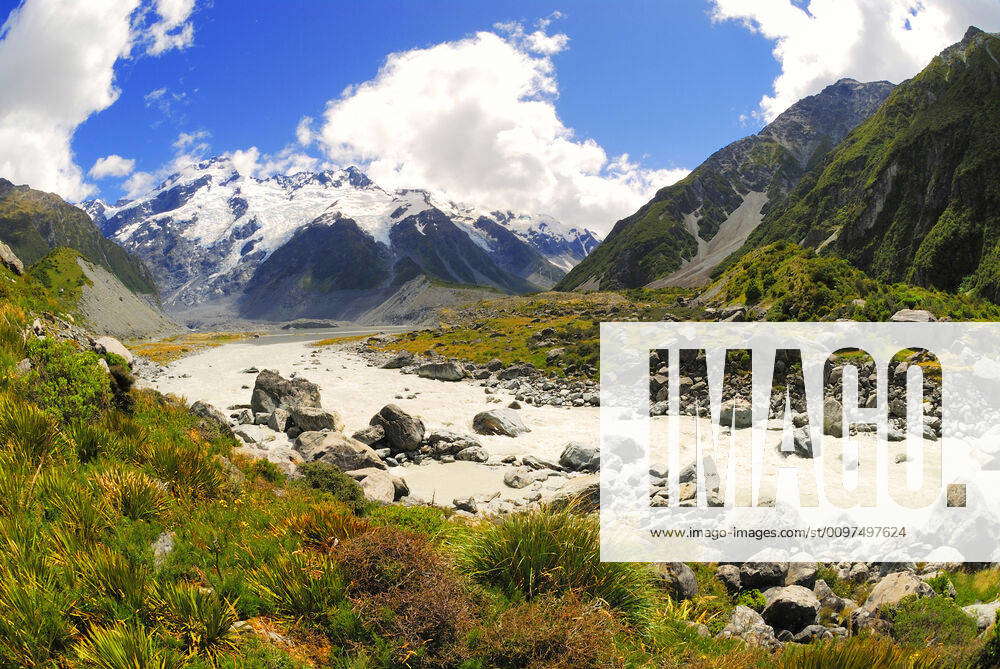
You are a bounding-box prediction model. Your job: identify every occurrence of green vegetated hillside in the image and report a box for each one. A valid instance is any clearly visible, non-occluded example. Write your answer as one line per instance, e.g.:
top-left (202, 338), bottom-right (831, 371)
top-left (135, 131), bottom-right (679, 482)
top-left (738, 27), bottom-right (1000, 300)
top-left (0, 178), bottom-right (157, 296)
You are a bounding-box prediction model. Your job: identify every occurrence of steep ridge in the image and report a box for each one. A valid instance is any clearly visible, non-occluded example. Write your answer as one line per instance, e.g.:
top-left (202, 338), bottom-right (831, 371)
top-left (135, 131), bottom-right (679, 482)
top-left (556, 78), bottom-right (895, 290)
top-left (736, 27), bottom-right (1000, 299)
top-left (0, 179), bottom-right (157, 296)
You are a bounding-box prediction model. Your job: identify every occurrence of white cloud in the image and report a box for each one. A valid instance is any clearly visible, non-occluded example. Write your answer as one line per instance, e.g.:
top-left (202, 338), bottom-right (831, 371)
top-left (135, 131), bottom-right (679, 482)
top-left (90, 154), bottom-right (136, 179)
top-left (711, 0), bottom-right (1000, 122)
top-left (122, 171), bottom-right (157, 199)
top-left (0, 0), bottom-right (199, 201)
top-left (304, 22), bottom-right (687, 234)
top-left (173, 129), bottom-right (210, 150)
top-left (144, 0), bottom-right (196, 55)
top-left (226, 145), bottom-right (319, 178)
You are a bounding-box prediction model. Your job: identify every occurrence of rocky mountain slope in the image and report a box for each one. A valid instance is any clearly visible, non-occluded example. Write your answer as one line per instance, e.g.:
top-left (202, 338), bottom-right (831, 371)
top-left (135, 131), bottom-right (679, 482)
top-left (556, 78), bottom-right (895, 291)
top-left (735, 27), bottom-right (1000, 300)
top-left (0, 178), bottom-right (157, 296)
top-left (85, 159), bottom-right (601, 319)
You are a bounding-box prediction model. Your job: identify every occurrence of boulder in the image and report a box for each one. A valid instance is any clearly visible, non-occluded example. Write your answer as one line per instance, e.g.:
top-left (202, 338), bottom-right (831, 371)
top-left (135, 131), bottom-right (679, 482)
top-left (762, 585), bottom-right (821, 634)
top-left (381, 351), bottom-right (414, 369)
top-left (455, 446), bottom-right (489, 462)
top-left (236, 442), bottom-right (302, 478)
top-left (289, 405), bottom-right (344, 432)
top-left (823, 396), bottom-right (843, 437)
top-left (267, 408), bottom-right (290, 432)
top-left (0, 241), bottom-right (24, 275)
top-left (654, 562), bottom-right (698, 600)
top-left (498, 364), bottom-right (537, 380)
top-left (415, 361), bottom-right (465, 381)
top-left (352, 424), bottom-right (385, 445)
top-left (785, 563), bottom-right (818, 588)
top-left (295, 431), bottom-right (386, 471)
top-left (503, 467), bottom-right (545, 489)
top-left (890, 309), bottom-right (935, 322)
top-left (190, 401), bottom-right (233, 437)
top-left (347, 467), bottom-right (407, 503)
top-left (558, 441), bottom-right (599, 472)
top-left (473, 409), bottom-right (530, 437)
top-left (369, 404), bottom-right (425, 451)
top-left (251, 369), bottom-right (322, 414)
top-left (719, 398), bottom-right (753, 429)
top-left (859, 571), bottom-right (934, 613)
top-left (963, 600), bottom-right (1000, 631)
top-left (94, 336), bottom-right (134, 366)
top-left (718, 605), bottom-right (778, 648)
top-left (716, 564), bottom-right (742, 594)
top-left (233, 424), bottom-right (274, 445)
top-left (740, 562), bottom-right (789, 591)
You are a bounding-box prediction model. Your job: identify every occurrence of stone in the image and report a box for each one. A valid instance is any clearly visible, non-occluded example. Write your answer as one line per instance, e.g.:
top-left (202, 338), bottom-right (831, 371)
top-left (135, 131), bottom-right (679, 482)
top-left (860, 571), bottom-right (934, 613)
top-left (718, 605), bottom-right (778, 648)
top-left (190, 401), bottom-right (233, 437)
top-left (455, 446), bottom-right (489, 462)
top-left (151, 531), bottom-right (175, 566)
top-left (94, 336), bottom-right (134, 366)
top-left (0, 241), bottom-right (24, 275)
top-left (963, 600), bottom-right (1000, 631)
top-left (890, 309), bottom-right (935, 322)
top-left (233, 424), bottom-right (273, 445)
top-left (369, 404), bottom-right (425, 451)
top-left (236, 442), bottom-right (302, 478)
top-left (352, 424), bottom-right (385, 445)
top-left (453, 497), bottom-right (478, 513)
top-left (719, 398), bottom-right (753, 429)
top-left (381, 351), bottom-right (414, 369)
top-left (740, 562), bottom-right (788, 591)
top-left (503, 467), bottom-right (544, 489)
top-left (791, 426), bottom-right (813, 457)
top-left (251, 369), bottom-right (321, 414)
top-left (558, 441), bottom-right (599, 472)
top-left (716, 564), bottom-right (742, 594)
top-left (785, 563), bottom-right (818, 588)
top-left (498, 364), bottom-right (537, 380)
top-left (415, 360), bottom-right (465, 381)
top-left (289, 405), bottom-right (344, 432)
top-left (761, 585), bottom-right (821, 634)
top-left (473, 409), bottom-right (530, 437)
top-left (823, 396), bottom-right (843, 437)
top-left (347, 467), bottom-right (406, 503)
top-left (654, 562), bottom-right (698, 600)
top-left (521, 455), bottom-right (561, 470)
top-left (267, 408), bottom-right (290, 432)
top-left (295, 431), bottom-right (386, 470)
top-left (793, 625), bottom-right (832, 643)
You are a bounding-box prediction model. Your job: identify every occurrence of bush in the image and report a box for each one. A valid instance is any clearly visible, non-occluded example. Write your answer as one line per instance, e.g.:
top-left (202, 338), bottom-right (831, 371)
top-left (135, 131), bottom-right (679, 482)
top-left (149, 442), bottom-right (228, 499)
top-left (0, 393), bottom-right (63, 464)
top-left (299, 461), bottom-right (369, 513)
top-left (23, 337), bottom-right (110, 423)
top-left (366, 503), bottom-right (449, 537)
top-left (974, 611), bottom-right (1000, 668)
top-left (74, 623), bottom-right (179, 669)
top-left (777, 636), bottom-right (974, 668)
top-left (458, 507), bottom-right (655, 624)
top-left (0, 565), bottom-right (74, 667)
top-left (886, 595), bottom-right (978, 646)
top-left (248, 458), bottom-right (284, 483)
top-left (94, 466), bottom-right (168, 522)
top-left (249, 552), bottom-right (345, 620)
top-left (736, 589), bottom-right (767, 612)
top-left (285, 502), bottom-right (371, 551)
top-left (159, 582), bottom-right (240, 655)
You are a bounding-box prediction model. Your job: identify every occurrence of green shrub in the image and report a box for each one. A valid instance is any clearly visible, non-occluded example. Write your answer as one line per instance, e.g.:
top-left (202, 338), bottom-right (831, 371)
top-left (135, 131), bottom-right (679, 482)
top-left (74, 623), bottom-right (179, 669)
top-left (149, 442), bottom-right (228, 499)
top-left (0, 393), bottom-right (63, 464)
top-left (249, 552), bottom-right (345, 620)
top-left (94, 466), bottom-right (168, 522)
top-left (366, 503), bottom-right (449, 537)
top-left (778, 635), bottom-right (973, 668)
top-left (159, 582), bottom-right (240, 655)
top-left (23, 337), bottom-right (111, 423)
top-left (458, 507), bottom-right (655, 624)
top-left (0, 565), bottom-right (74, 667)
top-left (248, 458), bottom-right (284, 483)
top-left (736, 589), bottom-right (767, 612)
top-left (887, 595), bottom-right (978, 646)
top-left (298, 461), bottom-right (369, 513)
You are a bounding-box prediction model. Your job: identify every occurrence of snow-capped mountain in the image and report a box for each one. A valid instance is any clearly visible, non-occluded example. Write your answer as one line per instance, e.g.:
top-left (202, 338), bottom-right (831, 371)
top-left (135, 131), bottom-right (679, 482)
top-left (85, 157), bottom-right (601, 316)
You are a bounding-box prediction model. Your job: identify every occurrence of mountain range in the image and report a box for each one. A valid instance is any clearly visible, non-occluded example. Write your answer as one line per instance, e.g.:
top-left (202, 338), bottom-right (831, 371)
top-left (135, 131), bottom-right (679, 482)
top-left (83, 161), bottom-right (600, 321)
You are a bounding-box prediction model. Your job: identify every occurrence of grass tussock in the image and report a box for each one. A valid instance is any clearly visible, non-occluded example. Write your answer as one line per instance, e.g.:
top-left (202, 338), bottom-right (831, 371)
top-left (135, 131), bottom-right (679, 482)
top-left (130, 332), bottom-right (257, 364)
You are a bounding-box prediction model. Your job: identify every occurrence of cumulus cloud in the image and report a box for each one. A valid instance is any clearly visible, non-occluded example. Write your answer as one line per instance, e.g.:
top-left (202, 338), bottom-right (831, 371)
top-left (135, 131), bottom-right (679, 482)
top-left (0, 0), bottom-right (199, 201)
top-left (144, 0), bottom-right (196, 55)
top-left (226, 146), bottom-right (319, 179)
top-left (711, 0), bottom-right (1000, 122)
top-left (90, 154), bottom-right (136, 179)
top-left (303, 21), bottom-right (687, 233)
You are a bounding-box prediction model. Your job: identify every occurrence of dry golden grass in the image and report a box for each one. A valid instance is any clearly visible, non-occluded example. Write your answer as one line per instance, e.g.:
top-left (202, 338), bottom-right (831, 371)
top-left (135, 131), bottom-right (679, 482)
top-left (129, 332), bottom-right (257, 364)
top-left (309, 334), bottom-right (370, 347)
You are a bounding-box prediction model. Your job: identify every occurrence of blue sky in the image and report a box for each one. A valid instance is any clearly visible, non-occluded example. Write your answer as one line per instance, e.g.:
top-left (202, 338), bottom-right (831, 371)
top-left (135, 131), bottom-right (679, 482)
top-left (0, 0), bottom-right (997, 231)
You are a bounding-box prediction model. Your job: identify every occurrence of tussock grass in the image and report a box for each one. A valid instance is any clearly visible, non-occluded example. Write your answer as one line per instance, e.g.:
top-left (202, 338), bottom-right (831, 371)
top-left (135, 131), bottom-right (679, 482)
top-left (130, 332), bottom-right (256, 364)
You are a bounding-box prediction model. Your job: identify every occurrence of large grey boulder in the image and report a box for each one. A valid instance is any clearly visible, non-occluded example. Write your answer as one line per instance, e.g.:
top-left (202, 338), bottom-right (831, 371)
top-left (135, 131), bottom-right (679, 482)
top-left (718, 605), bottom-right (778, 648)
top-left (251, 369), bottom-right (322, 414)
top-left (289, 405), bottom-right (344, 432)
top-left (716, 564), bottom-right (742, 594)
top-left (236, 441), bottom-right (302, 478)
top-left (823, 396), bottom-right (843, 437)
top-left (719, 398), bottom-right (753, 429)
top-left (890, 308), bottom-right (935, 322)
top-left (190, 401), bottom-right (233, 437)
top-left (369, 404), bottom-right (425, 451)
top-left (963, 600), bottom-right (1000, 631)
top-left (455, 446), bottom-right (489, 462)
top-left (503, 467), bottom-right (546, 489)
top-left (295, 430), bottom-right (386, 471)
top-left (740, 562), bottom-right (788, 591)
top-left (785, 563), bottom-right (818, 588)
top-left (473, 409), bottom-right (530, 437)
top-left (654, 562), bottom-right (698, 600)
top-left (233, 424), bottom-right (274, 445)
top-left (352, 424), bottom-right (385, 446)
top-left (558, 441), bottom-right (599, 472)
top-left (381, 351), bottom-right (414, 369)
top-left (415, 360), bottom-right (464, 381)
top-left (347, 467), bottom-right (408, 503)
top-left (94, 336), bottom-right (134, 366)
top-left (762, 585), bottom-right (821, 634)
top-left (0, 241), bottom-right (24, 275)
top-left (859, 571), bottom-right (934, 613)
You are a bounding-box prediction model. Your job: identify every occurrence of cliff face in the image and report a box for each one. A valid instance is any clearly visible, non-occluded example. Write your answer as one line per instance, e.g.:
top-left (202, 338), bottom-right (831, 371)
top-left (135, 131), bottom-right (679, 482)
top-left (744, 27), bottom-right (1000, 299)
top-left (557, 78), bottom-right (894, 290)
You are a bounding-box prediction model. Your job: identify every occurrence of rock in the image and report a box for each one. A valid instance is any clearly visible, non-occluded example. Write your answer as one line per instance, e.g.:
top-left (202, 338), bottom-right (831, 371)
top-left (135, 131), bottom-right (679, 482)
top-left (547, 474), bottom-right (599, 511)
top-left (719, 398), bottom-right (753, 429)
top-left (558, 441), bottom-right (599, 472)
top-left (498, 364), bottom-right (537, 380)
top-left (415, 361), bottom-right (465, 381)
top-left (236, 441), bottom-right (302, 478)
top-left (716, 564), bottom-right (742, 594)
top-left (890, 309), bottom-right (935, 322)
top-left (473, 409), bottom-right (530, 437)
top-left (453, 497), bottom-right (478, 513)
top-left (151, 531), bottom-right (175, 566)
top-left (352, 424), bottom-right (385, 445)
top-left (15, 357), bottom-right (31, 373)
top-left (369, 404), bottom-right (425, 451)
top-left (251, 369), bottom-right (322, 414)
top-left (823, 396), bottom-right (843, 437)
top-left (190, 401), bottom-right (233, 437)
top-left (347, 467), bottom-right (406, 503)
top-left (295, 431), bottom-right (386, 470)
top-left (859, 571), bottom-right (934, 613)
top-left (654, 562), bottom-right (698, 600)
top-left (791, 427), bottom-right (813, 458)
top-left (94, 336), bottom-right (134, 366)
top-left (522, 455), bottom-right (561, 470)
top-left (785, 563), bottom-right (818, 588)
top-left (267, 408), bottom-right (290, 432)
top-left (762, 585), bottom-right (821, 634)
top-left (455, 446), bottom-right (489, 462)
top-left (546, 347), bottom-right (565, 363)
top-left (0, 241), bottom-right (24, 275)
top-left (740, 562), bottom-right (788, 591)
top-left (381, 351), bottom-right (414, 369)
top-left (718, 605), bottom-right (778, 648)
top-left (793, 625), bottom-right (832, 643)
top-left (289, 405), bottom-right (344, 432)
top-left (503, 467), bottom-right (544, 489)
top-left (963, 600), bottom-right (1000, 631)
top-left (233, 424), bottom-right (273, 445)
